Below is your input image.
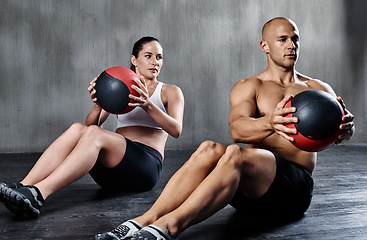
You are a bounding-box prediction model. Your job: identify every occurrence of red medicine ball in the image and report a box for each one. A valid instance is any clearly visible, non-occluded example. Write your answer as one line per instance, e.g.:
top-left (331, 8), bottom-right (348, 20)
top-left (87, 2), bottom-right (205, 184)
top-left (285, 90), bottom-right (344, 152)
top-left (94, 66), bottom-right (139, 114)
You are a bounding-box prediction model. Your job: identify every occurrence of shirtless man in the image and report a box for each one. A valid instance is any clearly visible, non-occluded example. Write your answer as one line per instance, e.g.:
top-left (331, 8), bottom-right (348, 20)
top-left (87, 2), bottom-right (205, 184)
top-left (95, 17), bottom-right (355, 240)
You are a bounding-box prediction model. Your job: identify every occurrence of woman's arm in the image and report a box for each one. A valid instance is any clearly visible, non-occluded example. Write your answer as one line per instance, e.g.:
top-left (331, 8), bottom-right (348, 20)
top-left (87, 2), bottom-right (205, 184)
top-left (130, 78), bottom-right (184, 138)
top-left (85, 104), bottom-right (110, 126)
top-left (85, 77), bottom-right (111, 126)
top-left (146, 84), bottom-right (184, 138)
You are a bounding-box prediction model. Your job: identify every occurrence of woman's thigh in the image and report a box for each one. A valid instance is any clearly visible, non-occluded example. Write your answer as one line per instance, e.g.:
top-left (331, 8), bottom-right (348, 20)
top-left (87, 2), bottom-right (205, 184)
top-left (82, 125), bottom-right (128, 168)
top-left (89, 136), bottom-right (162, 191)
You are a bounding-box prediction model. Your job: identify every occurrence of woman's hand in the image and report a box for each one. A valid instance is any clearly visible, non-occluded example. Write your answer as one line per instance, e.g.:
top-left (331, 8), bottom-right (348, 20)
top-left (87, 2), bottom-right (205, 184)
top-left (129, 76), bottom-right (152, 109)
top-left (85, 77), bottom-right (109, 126)
top-left (270, 94), bottom-right (298, 142)
top-left (88, 77), bottom-right (99, 104)
top-left (335, 97), bottom-right (355, 144)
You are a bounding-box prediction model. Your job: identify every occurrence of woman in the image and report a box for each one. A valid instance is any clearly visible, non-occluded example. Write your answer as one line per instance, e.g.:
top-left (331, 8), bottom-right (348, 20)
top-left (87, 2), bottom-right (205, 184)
top-left (0, 36), bottom-right (185, 218)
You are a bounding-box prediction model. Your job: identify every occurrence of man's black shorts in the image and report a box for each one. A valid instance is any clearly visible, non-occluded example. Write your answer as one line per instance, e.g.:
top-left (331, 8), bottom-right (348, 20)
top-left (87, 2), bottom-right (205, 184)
top-left (229, 152), bottom-right (314, 216)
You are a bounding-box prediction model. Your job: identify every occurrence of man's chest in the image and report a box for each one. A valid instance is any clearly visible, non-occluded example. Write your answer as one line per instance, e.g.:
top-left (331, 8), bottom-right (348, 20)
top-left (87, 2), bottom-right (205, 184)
top-left (256, 83), bottom-right (310, 115)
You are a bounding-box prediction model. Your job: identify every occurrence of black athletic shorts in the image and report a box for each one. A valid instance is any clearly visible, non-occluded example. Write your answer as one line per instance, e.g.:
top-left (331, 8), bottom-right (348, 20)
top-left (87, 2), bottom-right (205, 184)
top-left (89, 138), bottom-right (163, 192)
top-left (229, 153), bottom-right (314, 216)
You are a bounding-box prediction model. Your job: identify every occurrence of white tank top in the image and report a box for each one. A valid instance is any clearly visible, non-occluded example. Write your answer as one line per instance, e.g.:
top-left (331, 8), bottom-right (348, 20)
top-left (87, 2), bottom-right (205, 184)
top-left (116, 82), bottom-right (167, 129)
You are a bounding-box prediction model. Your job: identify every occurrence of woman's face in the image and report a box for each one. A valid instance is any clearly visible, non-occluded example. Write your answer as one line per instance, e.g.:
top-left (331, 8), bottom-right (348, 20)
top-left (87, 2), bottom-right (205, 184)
top-left (131, 41), bottom-right (163, 80)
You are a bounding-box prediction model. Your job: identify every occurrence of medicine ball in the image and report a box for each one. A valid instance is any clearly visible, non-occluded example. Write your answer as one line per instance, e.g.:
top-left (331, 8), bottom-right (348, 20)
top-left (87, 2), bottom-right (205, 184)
top-left (285, 90), bottom-right (344, 152)
top-left (94, 66), bottom-right (139, 114)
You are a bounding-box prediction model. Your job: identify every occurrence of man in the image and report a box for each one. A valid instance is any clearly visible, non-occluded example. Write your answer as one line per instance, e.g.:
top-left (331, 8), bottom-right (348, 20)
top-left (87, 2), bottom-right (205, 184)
top-left (95, 17), bottom-right (355, 240)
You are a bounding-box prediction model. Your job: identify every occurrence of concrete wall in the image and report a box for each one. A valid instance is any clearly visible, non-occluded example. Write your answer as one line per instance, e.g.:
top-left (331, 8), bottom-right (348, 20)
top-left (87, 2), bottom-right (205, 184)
top-left (0, 0), bottom-right (366, 152)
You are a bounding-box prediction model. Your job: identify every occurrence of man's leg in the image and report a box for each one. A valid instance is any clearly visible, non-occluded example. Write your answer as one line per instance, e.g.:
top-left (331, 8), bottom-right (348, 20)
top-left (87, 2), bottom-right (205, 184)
top-left (134, 140), bottom-right (227, 226)
top-left (150, 145), bottom-right (277, 238)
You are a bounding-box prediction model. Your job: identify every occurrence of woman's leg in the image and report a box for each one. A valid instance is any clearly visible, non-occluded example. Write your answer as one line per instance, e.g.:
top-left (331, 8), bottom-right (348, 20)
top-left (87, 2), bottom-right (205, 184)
top-left (21, 123), bottom-right (88, 186)
top-left (34, 125), bottom-right (128, 199)
top-left (1, 124), bottom-right (128, 217)
top-left (134, 140), bottom-right (227, 226)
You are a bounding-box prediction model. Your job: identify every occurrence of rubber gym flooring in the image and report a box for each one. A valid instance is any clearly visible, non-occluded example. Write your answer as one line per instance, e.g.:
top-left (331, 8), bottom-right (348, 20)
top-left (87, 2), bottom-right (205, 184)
top-left (0, 144), bottom-right (366, 240)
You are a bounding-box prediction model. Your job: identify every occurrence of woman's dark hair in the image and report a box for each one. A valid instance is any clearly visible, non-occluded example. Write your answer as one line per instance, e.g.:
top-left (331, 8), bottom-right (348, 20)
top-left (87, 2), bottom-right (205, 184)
top-left (130, 36), bottom-right (160, 72)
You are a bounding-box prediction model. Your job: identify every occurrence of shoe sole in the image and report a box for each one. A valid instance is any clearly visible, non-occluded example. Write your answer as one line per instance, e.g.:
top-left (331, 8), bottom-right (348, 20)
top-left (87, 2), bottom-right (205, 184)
top-left (0, 185), bottom-right (24, 215)
top-left (1, 201), bottom-right (24, 215)
top-left (0, 185), bottom-right (40, 217)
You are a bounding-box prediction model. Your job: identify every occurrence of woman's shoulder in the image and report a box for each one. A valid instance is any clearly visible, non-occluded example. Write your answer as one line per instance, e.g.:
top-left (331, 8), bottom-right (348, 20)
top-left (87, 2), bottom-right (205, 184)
top-left (161, 82), bottom-right (183, 94)
top-left (160, 82), bottom-right (184, 103)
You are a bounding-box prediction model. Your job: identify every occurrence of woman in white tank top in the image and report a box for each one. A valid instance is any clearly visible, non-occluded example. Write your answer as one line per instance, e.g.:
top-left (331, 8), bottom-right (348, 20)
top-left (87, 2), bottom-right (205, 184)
top-left (0, 37), bottom-right (185, 217)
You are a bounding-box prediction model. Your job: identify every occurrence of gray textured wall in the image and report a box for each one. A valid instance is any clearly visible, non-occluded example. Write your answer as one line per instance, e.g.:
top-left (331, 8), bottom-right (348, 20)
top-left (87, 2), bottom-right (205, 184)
top-left (1, 0), bottom-right (366, 153)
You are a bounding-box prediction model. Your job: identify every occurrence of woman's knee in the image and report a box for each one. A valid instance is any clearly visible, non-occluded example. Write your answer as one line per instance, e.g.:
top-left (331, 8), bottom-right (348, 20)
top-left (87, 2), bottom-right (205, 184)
top-left (83, 125), bottom-right (102, 137)
top-left (78, 125), bottom-right (104, 146)
top-left (68, 122), bottom-right (88, 136)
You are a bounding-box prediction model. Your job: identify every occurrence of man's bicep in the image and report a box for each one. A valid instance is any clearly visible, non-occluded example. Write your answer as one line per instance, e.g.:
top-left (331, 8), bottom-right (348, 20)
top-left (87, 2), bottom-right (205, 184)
top-left (229, 100), bottom-right (256, 125)
top-left (229, 80), bottom-right (257, 119)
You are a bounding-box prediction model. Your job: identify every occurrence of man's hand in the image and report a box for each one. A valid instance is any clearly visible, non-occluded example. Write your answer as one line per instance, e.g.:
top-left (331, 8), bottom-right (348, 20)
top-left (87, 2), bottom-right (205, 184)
top-left (335, 97), bottom-right (355, 144)
top-left (271, 94), bottom-right (298, 142)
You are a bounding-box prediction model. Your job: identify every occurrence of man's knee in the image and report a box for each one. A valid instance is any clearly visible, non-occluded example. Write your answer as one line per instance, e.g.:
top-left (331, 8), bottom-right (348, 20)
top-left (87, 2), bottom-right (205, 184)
top-left (197, 140), bottom-right (226, 157)
top-left (189, 140), bottom-right (226, 166)
top-left (218, 145), bottom-right (255, 168)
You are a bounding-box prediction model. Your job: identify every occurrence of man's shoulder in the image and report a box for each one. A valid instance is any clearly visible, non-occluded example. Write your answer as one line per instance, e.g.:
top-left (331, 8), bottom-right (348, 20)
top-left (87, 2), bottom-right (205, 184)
top-left (296, 72), bottom-right (331, 89)
top-left (297, 72), bottom-right (316, 82)
top-left (230, 76), bottom-right (265, 101)
top-left (234, 75), bottom-right (263, 88)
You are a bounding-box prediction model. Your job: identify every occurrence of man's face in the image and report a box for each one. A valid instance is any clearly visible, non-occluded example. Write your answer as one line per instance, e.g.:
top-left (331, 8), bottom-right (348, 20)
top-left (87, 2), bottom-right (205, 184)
top-left (264, 20), bottom-right (300, 69)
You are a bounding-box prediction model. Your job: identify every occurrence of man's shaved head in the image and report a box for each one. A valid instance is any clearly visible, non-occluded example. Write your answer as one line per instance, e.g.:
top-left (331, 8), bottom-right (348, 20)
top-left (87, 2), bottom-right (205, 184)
top-left (262, 17), bottom-right (299, 41)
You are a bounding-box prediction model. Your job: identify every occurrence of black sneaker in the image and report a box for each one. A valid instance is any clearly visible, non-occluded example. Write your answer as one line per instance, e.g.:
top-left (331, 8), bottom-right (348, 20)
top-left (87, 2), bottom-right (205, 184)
top-left (130, 225), bottom-right (177, 240)
top-left (0, 182), bottom-right (24, 214)
top-left (95, 220), bottom-right (143, 240)
top-left (0, 182), bottom-right (23, 201)
top-left (0, 182), bottom-right (23, 190)
top-left (1, 185), bottom-right (44, 217)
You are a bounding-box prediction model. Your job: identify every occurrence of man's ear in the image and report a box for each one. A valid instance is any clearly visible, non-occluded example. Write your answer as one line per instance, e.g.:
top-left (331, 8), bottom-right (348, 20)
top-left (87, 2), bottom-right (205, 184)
top-left (260, 40), bottom-right (269, 54)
